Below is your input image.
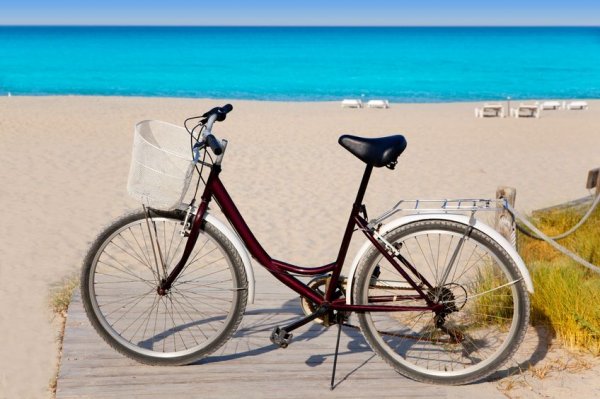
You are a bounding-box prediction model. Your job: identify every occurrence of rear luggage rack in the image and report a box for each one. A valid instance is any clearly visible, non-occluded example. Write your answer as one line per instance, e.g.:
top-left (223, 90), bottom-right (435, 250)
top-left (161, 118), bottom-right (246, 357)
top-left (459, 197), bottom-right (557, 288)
top-left (368, 198), bottom-right (506, 229)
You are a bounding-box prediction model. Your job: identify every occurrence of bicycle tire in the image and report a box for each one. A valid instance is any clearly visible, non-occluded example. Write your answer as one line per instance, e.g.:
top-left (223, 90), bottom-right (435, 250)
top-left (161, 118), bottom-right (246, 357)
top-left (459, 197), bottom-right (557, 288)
top-left (353, 219), bottom-right (530, 385)
top-left (80, 209), bottom-right (248, 366)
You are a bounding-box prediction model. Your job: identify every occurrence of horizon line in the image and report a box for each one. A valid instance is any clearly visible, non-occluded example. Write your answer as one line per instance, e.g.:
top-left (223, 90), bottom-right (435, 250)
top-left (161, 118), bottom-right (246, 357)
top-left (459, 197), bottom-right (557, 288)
top-left (1, 24), bottom-right (599, 28)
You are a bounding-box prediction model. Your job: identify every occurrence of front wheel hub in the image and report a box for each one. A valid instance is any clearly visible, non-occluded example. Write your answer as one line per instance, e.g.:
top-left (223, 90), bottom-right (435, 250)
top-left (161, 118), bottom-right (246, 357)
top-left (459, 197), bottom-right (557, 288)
top-left (157, 279), bottom-right (170, 296)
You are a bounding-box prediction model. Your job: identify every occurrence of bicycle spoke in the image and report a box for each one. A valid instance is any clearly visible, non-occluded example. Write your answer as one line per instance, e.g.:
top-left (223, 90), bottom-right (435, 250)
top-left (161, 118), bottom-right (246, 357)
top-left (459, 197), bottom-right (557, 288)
top-left (108, 293), bottom-right (158, 337)
top-left (178, 250), bottom-right (222, 280)
top-left (98, 290), bottom-right (155, 309)
top-left (177, 239), bottom-right (212, 278)
top-left (138, 223), bottom-right (161, 280)
top-left (83, 213), bottom-right (246, 363)
top-left (98, 254), bottom-right (155, 287)
top-left (180, 263), bottom-right (229, 282)
top-left (176, 278), bottom-right (235, 289)
top-left (142, 299), bottom-right (160, 340)
top-left (170, 287), bottom-right (222, 333)
top-left (164, 295), bottom-right (187, 352)
top-left (133, 294), bottom-right (161, 343)
top-left (356, 220), bottom-right (528, 383)
top-left (113, 233), bottom-right (158, 280)
top-left (168, 293), bottom-right (208, 342)
top-left (172, 286), bottom-right (231, 315)
top-left (164, 220), bottom-right (181, 266)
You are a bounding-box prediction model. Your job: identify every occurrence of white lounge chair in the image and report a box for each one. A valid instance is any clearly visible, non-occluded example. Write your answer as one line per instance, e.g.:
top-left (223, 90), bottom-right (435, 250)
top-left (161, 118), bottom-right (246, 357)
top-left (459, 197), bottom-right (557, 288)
top-left (567, 101), bottom-right (588, 110)
top-left (541, 101), bottom-right (561, 110)
top-left (341, 99), bottom-right (362, 108)
top-left (475, 103), bottom-right (504, 118)
top-left (367, 99), bottom-right (390, 109)
top-left (511, 103), bottom-right (540, 118)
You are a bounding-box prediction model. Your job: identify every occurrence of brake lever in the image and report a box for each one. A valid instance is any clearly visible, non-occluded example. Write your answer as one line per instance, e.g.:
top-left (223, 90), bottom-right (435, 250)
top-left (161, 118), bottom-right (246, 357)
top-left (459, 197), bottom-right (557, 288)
top-left (192, 142), bottom-right (206, 163)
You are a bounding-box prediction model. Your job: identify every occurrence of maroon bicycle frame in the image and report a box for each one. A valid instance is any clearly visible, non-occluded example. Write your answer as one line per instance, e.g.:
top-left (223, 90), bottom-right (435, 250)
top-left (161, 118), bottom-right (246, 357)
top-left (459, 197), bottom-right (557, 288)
top-left (162, 163), bottom-right (441, 314)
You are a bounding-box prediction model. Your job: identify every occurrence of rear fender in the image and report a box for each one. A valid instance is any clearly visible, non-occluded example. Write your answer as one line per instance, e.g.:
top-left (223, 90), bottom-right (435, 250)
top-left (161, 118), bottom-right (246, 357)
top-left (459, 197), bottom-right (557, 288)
top-left (345, 213), bottom-right (534, 305)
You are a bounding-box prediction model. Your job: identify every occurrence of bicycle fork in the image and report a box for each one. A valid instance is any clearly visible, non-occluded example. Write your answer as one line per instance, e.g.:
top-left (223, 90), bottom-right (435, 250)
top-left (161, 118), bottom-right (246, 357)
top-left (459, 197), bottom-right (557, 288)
top-left (157, 198), bottom-right (210, 295)
top-left (142, 205), bottom-right (167, 284)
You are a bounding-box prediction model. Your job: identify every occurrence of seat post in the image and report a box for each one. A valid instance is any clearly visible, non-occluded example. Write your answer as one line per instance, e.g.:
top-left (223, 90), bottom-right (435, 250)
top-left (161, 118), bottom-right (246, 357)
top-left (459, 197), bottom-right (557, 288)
top-left (354, 164), bottom-right (373, 207)
top-left (326, 164), bottom-right (374, 301)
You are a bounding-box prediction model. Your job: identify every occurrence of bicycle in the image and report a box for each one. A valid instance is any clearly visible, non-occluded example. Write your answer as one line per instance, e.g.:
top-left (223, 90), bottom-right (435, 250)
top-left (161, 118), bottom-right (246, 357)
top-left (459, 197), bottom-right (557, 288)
top-left (81, 104), bottom-right (533, 387)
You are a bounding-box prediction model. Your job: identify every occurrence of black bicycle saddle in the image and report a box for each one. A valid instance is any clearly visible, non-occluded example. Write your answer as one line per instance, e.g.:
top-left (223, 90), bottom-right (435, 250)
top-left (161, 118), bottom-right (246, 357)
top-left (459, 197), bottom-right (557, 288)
top-left (338, 134), bottom-right (407, 168)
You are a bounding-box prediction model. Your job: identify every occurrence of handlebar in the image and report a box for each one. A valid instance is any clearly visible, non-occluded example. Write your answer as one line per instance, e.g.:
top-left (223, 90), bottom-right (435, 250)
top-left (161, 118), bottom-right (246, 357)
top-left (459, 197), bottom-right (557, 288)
top-left (205, 133), bottom-right (223, 155)
top-left (201, 104), bottom-right (233, 124)
top-left (199, 104), bottom-right (232, 157)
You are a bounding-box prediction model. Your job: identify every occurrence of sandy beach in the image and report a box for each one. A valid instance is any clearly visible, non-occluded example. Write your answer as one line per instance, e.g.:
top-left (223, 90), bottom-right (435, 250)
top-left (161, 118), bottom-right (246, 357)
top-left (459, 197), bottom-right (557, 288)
top-left (1, 96), bottom-right (599, 398)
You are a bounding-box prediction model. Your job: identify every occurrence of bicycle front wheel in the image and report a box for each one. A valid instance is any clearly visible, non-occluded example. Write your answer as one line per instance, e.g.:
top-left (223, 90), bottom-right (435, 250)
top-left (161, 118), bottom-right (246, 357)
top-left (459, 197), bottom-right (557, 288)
top-left (81, 209), bottom-right (248, 366)
top-left (353, 219), bottom-right (530, 385)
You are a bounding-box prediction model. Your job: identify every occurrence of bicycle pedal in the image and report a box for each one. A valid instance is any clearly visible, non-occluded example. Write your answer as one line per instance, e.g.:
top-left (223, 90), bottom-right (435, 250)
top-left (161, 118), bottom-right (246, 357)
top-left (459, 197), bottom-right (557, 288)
top-left (270, 327), bottom-right (293, 348)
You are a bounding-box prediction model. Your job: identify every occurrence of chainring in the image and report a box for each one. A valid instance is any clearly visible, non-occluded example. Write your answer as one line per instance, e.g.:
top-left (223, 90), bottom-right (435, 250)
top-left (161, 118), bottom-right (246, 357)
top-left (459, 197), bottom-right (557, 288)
top-left (300, 275), bottom-right (347, 326)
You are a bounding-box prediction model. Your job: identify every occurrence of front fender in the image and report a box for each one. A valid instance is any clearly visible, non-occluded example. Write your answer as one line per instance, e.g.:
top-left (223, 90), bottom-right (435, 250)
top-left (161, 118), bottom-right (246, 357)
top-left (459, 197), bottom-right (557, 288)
top-left (345, 213), bottom-right (534, 305)
top-left (205, 213), bottom-right (256, 304)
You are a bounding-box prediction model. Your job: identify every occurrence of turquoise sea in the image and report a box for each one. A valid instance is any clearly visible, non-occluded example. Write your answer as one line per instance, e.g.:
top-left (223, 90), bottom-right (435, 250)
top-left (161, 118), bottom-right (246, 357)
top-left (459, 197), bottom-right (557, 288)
top-left (0, 27), bottom-right (599, 101)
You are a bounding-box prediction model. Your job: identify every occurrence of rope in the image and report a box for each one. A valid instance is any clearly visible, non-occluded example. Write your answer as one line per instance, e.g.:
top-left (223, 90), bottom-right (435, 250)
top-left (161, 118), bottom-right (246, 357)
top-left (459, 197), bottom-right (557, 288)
top-left (515, 193), bottom-right (600, 241)
top-left (505, 202), bottom-right (600, 275)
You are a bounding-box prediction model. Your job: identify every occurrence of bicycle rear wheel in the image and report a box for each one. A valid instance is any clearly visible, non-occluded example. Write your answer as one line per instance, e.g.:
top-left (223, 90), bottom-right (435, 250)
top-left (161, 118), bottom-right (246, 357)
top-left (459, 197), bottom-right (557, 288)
top-left (81, 209), bottom-right (248, 366)
top-left (353, 220), bottom-right (529, 385)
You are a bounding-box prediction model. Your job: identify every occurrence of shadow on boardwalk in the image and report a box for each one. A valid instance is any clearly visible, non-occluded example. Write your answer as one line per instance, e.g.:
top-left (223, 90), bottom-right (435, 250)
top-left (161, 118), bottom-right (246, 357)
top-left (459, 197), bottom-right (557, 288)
top-left (56, 290), bottom-right (553, 399)
top-left (200, 299), bottom-right (371, 367)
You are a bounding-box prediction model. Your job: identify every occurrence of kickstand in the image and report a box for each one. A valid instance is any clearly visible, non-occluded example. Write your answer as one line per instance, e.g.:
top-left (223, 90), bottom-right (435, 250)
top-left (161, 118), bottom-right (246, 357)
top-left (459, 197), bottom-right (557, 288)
top-left (330, 315), bottom-right (343, 390)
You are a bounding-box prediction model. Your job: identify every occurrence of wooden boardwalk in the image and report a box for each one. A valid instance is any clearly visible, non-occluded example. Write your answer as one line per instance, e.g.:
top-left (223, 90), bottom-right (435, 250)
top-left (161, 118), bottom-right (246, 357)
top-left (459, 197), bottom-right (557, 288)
top-left (57, 270), bottom-right (541, 398)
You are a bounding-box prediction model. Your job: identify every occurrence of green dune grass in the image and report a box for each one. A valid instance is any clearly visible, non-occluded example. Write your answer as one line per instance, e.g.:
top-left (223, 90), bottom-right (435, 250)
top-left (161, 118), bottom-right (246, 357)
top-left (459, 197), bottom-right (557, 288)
top-left (518, 199), bottom-right (600, 353)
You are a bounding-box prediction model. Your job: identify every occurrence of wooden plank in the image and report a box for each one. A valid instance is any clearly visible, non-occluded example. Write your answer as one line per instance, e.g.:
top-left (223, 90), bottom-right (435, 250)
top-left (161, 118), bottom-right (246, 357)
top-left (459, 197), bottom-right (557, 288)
top-left (57, 288), bottom-right (508, 399)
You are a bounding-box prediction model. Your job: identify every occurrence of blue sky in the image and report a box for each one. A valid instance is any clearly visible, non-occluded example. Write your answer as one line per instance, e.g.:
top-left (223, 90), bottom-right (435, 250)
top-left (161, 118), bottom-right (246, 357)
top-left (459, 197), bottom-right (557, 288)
top-left (0, 0), bottom-right (598, 26)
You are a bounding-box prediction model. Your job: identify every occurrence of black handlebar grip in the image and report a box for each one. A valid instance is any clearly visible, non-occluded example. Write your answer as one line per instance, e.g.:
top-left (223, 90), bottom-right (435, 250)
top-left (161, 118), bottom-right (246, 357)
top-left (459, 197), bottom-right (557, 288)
top-left (202, 104), bottom-right (234, 122)
top-left (206, 134), bottom-right (223, 155)
top-left (215, 104), bottom-right (233, 122)
top-left (202, 107), bottom-right (219, 118)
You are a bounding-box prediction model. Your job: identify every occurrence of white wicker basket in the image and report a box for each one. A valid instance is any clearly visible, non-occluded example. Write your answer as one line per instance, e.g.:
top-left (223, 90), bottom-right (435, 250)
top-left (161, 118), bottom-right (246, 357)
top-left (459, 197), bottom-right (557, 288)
top-left (127, 120), bottom-right (195, 210)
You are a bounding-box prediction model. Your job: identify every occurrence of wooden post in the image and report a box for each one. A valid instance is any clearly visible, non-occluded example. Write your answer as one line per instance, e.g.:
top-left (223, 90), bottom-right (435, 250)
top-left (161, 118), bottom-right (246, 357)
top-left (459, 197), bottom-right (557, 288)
top-left (495, 186), bottom-right (517, 248)
top-left (586, 168), bottom-right (600, 196)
